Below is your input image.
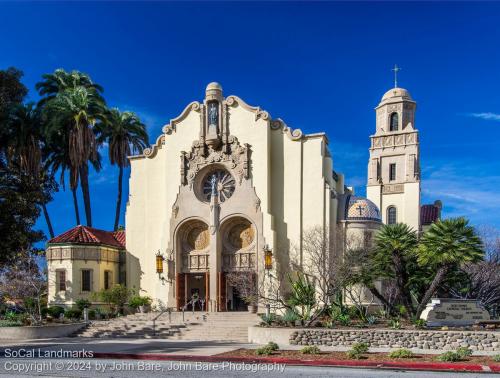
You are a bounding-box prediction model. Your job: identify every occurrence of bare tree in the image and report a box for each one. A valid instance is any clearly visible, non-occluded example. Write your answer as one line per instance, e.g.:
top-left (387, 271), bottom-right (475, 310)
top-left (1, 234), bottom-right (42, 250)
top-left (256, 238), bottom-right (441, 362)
top-left (0, 253), bottom-right (47, 324)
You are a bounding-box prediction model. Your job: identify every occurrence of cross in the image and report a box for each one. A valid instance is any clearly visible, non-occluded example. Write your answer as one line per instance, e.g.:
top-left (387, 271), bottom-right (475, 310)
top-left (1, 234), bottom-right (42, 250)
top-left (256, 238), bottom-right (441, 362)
top-left (356, 205), bottom-right (364, 216)
top-left (392, 64), bottom-right (401, 88)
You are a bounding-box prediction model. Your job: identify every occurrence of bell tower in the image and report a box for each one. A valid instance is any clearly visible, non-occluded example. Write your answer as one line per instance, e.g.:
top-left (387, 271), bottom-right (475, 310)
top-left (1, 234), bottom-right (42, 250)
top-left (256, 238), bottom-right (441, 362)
top-left (366, 85), bottom-right (421, 231)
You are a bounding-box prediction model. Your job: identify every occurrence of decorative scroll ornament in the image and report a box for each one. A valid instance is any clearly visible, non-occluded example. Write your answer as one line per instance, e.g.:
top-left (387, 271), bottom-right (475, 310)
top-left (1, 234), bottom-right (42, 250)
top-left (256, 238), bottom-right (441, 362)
top-left (270, 118), bottom-right (303, 141)
top-left (181, 135), bottom-right (250, 188)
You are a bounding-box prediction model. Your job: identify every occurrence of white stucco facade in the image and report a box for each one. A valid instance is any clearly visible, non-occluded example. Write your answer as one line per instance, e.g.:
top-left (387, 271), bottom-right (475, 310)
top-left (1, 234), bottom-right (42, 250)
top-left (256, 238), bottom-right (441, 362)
top-left (47, 83), bottom-right (439, 311)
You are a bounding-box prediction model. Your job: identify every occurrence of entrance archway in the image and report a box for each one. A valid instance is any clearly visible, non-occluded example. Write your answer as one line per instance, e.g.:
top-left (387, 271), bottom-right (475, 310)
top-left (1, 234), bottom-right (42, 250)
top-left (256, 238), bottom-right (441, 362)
top-left (220, 217), bottom-right (257, 311)
top-left (176, 220), bottom-right (210, 310)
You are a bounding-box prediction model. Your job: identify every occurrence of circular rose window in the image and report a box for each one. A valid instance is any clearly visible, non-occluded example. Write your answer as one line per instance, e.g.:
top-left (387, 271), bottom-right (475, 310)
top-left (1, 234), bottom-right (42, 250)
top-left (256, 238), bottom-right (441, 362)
top-left (202, 169), bottom-right (235, 203)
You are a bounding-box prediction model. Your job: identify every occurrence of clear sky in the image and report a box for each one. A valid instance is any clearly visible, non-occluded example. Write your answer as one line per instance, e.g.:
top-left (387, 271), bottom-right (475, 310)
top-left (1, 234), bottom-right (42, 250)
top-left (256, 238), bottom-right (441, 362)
top-left (1, 1), bottom-right (499, 242)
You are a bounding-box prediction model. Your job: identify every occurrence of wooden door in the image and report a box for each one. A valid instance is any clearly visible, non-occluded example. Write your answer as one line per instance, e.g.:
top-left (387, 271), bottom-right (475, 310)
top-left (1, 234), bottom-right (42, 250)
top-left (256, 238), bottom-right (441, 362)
top-left (218, 272), bottom-right (227, 311)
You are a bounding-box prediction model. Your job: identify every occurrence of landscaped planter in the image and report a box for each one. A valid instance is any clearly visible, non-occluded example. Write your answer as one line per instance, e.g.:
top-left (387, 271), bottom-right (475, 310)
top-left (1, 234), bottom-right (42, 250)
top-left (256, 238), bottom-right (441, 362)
top-left (0, 322), bottom-right (86, 340)
top-left (248, 326), bottom-right (500, 352)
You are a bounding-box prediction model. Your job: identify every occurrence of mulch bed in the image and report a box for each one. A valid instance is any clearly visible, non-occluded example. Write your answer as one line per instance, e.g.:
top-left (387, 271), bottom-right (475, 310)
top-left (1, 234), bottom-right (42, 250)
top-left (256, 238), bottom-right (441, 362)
top-left (216, 348), bottom-right (498, 365)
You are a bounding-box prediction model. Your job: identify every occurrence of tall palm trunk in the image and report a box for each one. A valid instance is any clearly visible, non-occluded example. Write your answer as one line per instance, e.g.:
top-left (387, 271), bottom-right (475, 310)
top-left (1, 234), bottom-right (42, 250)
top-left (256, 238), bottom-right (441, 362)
top-left (113, 166), bottom-right (123, 231)
top-left (71, 187), bottom-right (81, 225)
top-left (415, 265), bottom-right (449, 318)
top-left (41, 202), bottom-right (55, 239)
top-left (79, 163), bottom-right (92, 227)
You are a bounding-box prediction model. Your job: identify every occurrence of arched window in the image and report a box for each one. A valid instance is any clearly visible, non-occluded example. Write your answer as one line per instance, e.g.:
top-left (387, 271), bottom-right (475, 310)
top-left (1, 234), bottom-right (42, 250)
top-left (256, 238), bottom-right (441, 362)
top-left (390, 112), bottom-right (399, 131)
top-left (387, 206), bottom-right (397, 224)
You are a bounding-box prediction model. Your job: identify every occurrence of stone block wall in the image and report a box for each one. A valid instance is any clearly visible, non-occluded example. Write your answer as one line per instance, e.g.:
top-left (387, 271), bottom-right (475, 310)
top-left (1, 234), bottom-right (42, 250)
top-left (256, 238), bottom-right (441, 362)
top-left (289, 329), bottom-right (500, 352)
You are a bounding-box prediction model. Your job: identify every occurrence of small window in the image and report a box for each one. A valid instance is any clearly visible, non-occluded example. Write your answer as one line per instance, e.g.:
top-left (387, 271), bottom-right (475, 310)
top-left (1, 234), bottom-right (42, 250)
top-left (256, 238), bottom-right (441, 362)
top-left (387, 207), bottom-right (397, 224)
top-left (104, 271), bottom-right (112, 290)
top-left (390, 112), bottom-right (399, 131)
top-left (57, 270), bottom-right (66, 292)
top-left (81, 270), bottom-right (92, 292)
top-left (389, 163), bottom-right (397, 181)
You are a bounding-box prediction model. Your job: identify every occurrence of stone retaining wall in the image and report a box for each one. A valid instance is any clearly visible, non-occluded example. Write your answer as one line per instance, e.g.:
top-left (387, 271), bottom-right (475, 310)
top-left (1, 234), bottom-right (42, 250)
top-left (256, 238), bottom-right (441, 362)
top-left (290, 329), bottom-right (500, 352)
top-left (0, 322), bottom-right (86, 340)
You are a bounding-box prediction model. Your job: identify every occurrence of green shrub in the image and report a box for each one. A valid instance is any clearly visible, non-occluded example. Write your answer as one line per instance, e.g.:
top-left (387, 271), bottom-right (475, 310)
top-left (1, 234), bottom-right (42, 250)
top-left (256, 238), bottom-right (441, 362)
top-left (64, 308), bottom-right (82, 319)
top-left (437, 351), bottom-right (461, 362)
top-left (267, 341), bottom-right (279, 351)
top-left (282, 310), bottom-right (299, 324)
top-left (87, 309), bottom-right (96, 320)
top-left (351, 342), bottom-right (369, 354)
top-left (413, 319), bottom-right (426, 329)
top-left (128, 295), bottom-right (152, 309)
top-left (255, 345), bottom-right (275, 356)
top-left (347, 350), bottom-right (363, 359)
top-left (301, 346), bottom-right (321, 354)
top-left (456, 347), bottom-right (473, 359)
top-left (366, 316), bottom-right (377, 325)
top-left (4, 311), bottom-right (19, 322)
top-left (337, 314), bottom-right (351, 326)
top-left (75, 299), bottom-right (91, 311)
top-left (388, 348), bottom-right (414, 359)
top-left (46, 306), bottom-right (65, 318)
top-left (0, 320), bottom-right (22, 327)
top-left (260, 313), bottom-right (277, 326)
top-left (389, 318), bottom-right (401, 329)
top-left (493, 355), bottom-right (500, 363)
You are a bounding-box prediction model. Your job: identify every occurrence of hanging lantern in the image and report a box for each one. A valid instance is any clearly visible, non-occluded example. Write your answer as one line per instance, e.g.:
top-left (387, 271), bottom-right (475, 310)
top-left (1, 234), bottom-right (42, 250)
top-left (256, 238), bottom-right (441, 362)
top-left (156, 251), bottom-right (164, 275)
top-left (264, 245), bottom-right (273, 271)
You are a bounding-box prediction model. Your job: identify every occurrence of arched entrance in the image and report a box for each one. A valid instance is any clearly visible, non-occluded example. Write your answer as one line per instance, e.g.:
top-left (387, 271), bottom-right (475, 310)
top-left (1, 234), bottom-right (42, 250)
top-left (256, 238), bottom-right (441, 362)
top-left (220, 217), bottom-right (257, 311)
top-left (176, 220), bottom-right (210, 311)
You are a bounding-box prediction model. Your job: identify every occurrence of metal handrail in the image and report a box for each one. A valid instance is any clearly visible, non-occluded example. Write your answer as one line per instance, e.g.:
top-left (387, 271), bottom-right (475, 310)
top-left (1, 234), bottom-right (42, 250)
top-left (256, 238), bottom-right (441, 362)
top-left (152, 307), bottom-right (172, 336)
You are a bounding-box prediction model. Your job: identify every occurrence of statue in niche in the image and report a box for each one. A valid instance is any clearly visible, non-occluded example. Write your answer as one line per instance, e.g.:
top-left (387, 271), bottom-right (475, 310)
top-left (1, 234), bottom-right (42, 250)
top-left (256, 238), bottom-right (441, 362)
top-left (208, 102), bottom-right (218, 129)
top-left (205, 102), bottom-right (220, 149)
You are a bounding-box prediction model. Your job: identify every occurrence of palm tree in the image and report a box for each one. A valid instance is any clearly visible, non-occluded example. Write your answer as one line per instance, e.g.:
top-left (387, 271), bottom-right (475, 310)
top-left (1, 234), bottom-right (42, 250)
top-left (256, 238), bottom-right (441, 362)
top-left (5, 103), bottom-right (55, 238)
top-left (373, 223), bottom-right (418, 317)
top-left (44, 86), bottom-right (106, 227)
top-left (44, 136), bottom-right (81, 225)
top-left (98, 109), bottom-right (149, 230)
top-left (415, 217), bottom-right (484, 317)
top-left (36, 69), bottom-right (103, 106)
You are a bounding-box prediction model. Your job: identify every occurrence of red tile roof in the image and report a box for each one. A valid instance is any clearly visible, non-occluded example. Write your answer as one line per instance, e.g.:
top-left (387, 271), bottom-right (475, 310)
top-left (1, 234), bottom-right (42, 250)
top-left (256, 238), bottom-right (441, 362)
top-left (421, 204), bottom-right (439, 226)
top-left (48, 225), bottom-right (126, 249)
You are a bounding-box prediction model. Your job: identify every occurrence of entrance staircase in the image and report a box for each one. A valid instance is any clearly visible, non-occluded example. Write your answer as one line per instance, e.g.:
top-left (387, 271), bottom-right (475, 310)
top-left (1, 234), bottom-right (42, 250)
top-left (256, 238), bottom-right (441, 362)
top-left (175, 312), bottom-right (261, 342)
top-left (73, 311), bottom-right (261, 342)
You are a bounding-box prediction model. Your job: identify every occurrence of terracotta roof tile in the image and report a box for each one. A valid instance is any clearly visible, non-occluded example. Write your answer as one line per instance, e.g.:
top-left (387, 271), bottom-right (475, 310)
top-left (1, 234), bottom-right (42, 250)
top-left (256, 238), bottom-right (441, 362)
top-left (48, 225), bottom-right (125, 249)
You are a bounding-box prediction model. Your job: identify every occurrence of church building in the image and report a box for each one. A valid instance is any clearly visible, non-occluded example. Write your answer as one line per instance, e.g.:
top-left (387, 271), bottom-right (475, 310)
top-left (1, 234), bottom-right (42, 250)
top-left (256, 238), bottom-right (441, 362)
top-left (46, 83), bottom-right (440, 310)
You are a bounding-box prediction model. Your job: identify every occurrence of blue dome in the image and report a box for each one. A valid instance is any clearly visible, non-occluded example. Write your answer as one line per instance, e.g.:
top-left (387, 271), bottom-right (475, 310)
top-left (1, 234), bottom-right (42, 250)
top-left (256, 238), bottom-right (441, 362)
top-left (345, 196), bottom-right (381, 222)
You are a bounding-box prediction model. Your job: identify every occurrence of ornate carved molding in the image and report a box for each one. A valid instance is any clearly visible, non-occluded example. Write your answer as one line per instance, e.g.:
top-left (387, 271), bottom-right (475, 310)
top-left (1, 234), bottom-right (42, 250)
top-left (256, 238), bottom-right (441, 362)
top-left (371, 131), bottom-right (418, 149)
top-left (382, 184), bottom-right (405, 194)
top-left (181, 135), bottom-right (250, 187)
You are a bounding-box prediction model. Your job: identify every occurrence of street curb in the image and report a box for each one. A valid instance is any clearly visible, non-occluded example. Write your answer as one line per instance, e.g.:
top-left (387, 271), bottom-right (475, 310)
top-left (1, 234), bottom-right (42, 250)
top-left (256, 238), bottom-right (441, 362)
top-left (93, 352), bottom-right (500, 373)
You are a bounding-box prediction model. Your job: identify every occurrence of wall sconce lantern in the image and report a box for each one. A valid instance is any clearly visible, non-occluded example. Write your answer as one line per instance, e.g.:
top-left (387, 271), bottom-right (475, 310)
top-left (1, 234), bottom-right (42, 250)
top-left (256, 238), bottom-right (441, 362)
top-left (264, 244), bottom-right (273, 271)
top-left (156, 250), bottom-right (165, 277)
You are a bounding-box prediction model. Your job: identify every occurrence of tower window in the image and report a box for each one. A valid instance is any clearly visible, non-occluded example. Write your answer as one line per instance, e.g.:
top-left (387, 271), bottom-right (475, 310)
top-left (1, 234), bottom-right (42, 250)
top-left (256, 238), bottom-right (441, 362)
top-left (390, 112), bottom-right (399, 131)
top-left (389, 163), bottom-right (397, 181)
top-left (81, 269), bottom-right (92, 292)
top-left (104, 271), bottom-right (112, 290)
top-left (57, 270), bottom-right (66, 292)
top-left (387, 206), bottom-right (397, 224)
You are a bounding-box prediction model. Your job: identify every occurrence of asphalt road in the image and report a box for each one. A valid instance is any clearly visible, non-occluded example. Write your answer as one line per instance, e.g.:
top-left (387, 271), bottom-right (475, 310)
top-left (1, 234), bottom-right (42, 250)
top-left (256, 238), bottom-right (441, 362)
top-left (0, 359), bottom-right (496, 378)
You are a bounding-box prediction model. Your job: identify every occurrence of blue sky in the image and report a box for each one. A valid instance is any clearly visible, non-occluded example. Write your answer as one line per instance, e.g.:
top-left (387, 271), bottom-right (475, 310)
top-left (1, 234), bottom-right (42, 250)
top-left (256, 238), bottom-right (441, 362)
top-left (1, 1), bottom-right (499, 242)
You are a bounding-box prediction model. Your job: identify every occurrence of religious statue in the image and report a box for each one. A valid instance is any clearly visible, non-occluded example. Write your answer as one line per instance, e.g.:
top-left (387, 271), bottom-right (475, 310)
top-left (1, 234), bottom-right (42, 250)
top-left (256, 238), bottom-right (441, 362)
top-left (210, 174), bottom-right (218, 197)
top-left (208, 102), bottom-right (218, 127)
